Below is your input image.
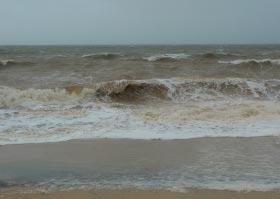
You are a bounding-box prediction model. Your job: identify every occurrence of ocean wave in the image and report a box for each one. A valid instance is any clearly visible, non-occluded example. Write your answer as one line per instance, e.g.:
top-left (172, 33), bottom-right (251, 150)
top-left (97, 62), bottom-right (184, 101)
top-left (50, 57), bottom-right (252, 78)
top-left (1, 80), bottom-right (280, 145)
top-left (1, 78), bottom-right (279, 108)
top-left (0, 86), bottom-right (88, 108)
top-left (0, 59), bottom-right (34, 67)
top-left (219, 59), bottom-right (280, 65)
top-left (81, 53), bottom-right (123, 60)
top-left (94, 78), bottom-right (280, 102)
top-left (47, 54), bottom-right (68, 59)
top-left (0, 60), bottom-right (14, 66)
top-left (200, 52), bottom-right (239, 59)
top-left (95, 80), bottom-right (169, 102)
top-left (143, 53), bottom-right (191, 62)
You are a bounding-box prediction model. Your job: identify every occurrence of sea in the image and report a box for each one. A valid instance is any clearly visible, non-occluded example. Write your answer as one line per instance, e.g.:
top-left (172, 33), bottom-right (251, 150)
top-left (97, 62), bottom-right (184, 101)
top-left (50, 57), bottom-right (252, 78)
top-left (0, 45), bottom-right (280, 191)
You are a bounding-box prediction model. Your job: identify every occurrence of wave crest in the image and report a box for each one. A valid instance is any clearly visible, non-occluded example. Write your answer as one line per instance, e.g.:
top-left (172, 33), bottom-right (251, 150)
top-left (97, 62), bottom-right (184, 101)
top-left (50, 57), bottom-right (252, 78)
top-left (1, 78), bottom-right (279, 107)
top-left (0, 59), bottom-right (34, 67)
top-left (95, 80), bottom-right (169, 102)
top-left (143, 53), bottom-right (191, 62)
top-left (219, 59), bottom-right (280, 65)
top-left (94, 78), bottom-right (280, 102)
top-left (81, 53), bottom-right (122, 60)
top-left (0, 86), bottom-right (80, 108)
top-left (200, 52), bottom-right (239, 59)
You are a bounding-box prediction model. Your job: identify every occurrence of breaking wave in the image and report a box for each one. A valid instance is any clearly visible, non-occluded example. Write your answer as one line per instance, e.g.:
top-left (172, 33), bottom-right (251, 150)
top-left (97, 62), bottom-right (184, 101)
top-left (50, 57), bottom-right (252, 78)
top-left (143, 53), bottom-right (191, 62)
top-left (81, 53), bottom-right (123, 60)
top-left (219, 59), bottom-right (280, 65)
top-left (0, 86), bottom-right (73, 108)
top-left (1, 79), bottom-right (280, 145)
top-left (1, 78), bottom-right (280, 108)
top-left (0, 59), bottom-right (34, 67)
top-left (0, 60), bottom-right (14, 66)
top-left (94, 78), bottom-right (280, 102)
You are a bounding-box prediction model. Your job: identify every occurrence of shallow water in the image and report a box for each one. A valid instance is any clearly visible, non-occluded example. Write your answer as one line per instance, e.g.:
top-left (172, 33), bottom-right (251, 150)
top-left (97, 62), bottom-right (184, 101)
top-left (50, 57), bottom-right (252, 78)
top-left (1, 138), bottom-right (280, 191)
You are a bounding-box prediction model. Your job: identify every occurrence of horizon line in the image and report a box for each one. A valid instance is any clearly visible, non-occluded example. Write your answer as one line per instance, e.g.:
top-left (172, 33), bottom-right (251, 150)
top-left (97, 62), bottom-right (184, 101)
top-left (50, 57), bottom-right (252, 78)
top-left (1, 43), bottom-right (280, 46)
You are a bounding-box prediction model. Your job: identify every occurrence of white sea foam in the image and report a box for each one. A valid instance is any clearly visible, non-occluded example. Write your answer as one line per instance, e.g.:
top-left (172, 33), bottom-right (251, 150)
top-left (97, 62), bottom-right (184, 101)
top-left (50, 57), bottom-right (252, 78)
top-left (0, 59), bottom-right (14, 66)
top-left (219, 59), bottom-right (280, 65)
top-left (1, 99), bottom-right (280, 145)
top-left (0, 86), bottom-right (80, 108)
top-left (1, 78), bottom-right (280, 145)
top-left (31, 176), bottom-right (280, 192)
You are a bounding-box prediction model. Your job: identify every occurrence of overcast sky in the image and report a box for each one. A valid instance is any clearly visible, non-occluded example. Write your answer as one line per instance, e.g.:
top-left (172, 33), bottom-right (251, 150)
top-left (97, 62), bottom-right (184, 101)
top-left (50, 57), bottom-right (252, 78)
top-left (0, 0), bottom-right (279, 45)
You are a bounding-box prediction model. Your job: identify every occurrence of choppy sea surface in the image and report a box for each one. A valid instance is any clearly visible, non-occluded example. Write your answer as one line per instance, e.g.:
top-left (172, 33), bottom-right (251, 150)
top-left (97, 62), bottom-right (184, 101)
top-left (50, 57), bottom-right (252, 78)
top-left (1, 45), bottom-right (280, 144)
top-left (0, 45), bottom-right (280, 191)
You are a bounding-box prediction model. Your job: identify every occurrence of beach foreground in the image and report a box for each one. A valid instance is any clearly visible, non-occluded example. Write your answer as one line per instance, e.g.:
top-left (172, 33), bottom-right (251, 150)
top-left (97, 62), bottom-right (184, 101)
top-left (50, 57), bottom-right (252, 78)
top-left (1, 187), bottom-right (280, 199)
top-left (1, 137), bottom-right (280, 196)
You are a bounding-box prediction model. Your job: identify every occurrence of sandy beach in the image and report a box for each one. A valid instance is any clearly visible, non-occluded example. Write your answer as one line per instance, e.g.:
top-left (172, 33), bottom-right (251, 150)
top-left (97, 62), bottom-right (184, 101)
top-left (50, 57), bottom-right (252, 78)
top-left (1, 137), bottom-right (280, 198)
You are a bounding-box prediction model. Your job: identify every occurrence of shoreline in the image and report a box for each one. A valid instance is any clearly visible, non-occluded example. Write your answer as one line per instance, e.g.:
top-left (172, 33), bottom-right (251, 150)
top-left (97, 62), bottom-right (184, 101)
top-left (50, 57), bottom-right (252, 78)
top-left (0, 135), bottom-right (278, 146)
top-left (1, 187), bottom-right (280, 199)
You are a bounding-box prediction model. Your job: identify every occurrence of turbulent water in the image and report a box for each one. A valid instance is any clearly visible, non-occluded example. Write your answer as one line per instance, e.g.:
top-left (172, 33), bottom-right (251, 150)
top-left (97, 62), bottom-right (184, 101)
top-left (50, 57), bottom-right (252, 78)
top-left (0, 46), bottom-right (280, 144)
top-left (1, 45), bottom-right (280, 190)
top-left (1, 45), bottom-right (280, 144)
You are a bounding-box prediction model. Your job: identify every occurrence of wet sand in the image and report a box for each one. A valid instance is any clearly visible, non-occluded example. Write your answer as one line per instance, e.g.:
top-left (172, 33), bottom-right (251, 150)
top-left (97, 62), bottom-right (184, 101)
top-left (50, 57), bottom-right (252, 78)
top-left (1, 187), bottom-right (280, 199)
top-left (1, 137), bottom-right (280, 198)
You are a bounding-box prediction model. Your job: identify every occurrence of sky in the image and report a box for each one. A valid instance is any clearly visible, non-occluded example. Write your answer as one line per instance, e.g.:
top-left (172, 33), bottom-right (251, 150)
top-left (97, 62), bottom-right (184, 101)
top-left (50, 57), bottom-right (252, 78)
top-left (0, 0), bottom-right (280, 45)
